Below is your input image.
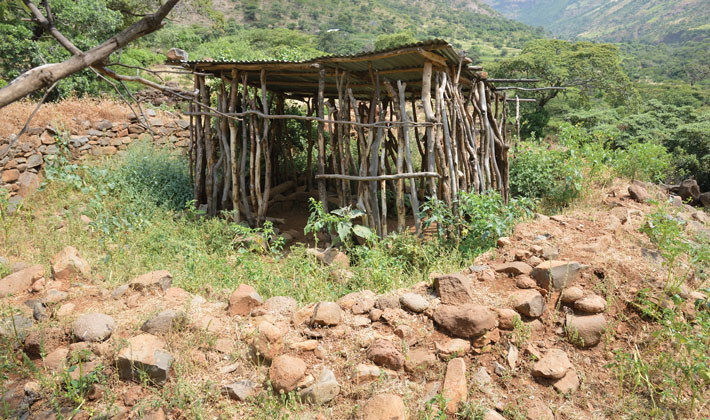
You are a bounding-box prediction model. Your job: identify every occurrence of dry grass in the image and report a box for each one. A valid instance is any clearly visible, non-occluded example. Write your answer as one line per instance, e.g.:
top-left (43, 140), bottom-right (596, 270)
top-left (0, 97), bottom-right (132, 141)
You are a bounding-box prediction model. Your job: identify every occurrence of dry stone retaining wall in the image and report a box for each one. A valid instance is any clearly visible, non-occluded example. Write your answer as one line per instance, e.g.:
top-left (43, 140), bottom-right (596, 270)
top-left (1, 114), bottom-right (190, 200)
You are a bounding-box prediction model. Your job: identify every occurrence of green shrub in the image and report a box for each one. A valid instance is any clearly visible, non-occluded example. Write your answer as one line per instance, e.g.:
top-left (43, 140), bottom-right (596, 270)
top-left (613, 141), bottom-right (672, 183)
top-left (509, 141), bottom-right (583, 209)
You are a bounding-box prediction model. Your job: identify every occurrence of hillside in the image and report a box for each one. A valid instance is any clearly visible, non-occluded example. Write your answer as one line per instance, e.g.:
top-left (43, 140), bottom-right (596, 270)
top-left (158, 0), bottom-right (546, 63)
top-left (483, 0), bottom-right (710, 43)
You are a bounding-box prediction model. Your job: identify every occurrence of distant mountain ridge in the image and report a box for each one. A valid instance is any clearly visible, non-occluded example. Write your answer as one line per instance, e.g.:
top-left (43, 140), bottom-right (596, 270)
top-left (483, 0), bottom-right (710, 43)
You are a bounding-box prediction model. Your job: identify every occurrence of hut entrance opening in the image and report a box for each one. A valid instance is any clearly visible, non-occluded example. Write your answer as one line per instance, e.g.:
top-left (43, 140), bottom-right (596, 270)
top-left (176, 40), bottom-right (514, 237)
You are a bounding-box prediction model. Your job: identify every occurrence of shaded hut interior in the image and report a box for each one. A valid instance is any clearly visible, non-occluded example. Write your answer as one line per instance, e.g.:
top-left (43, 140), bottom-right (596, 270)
top-left (174, 40), bottom-right (519, 236)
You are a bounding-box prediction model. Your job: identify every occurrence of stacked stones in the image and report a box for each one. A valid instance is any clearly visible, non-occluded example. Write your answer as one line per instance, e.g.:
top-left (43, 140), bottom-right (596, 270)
top-left (0, 113), bottom-right (191, 202)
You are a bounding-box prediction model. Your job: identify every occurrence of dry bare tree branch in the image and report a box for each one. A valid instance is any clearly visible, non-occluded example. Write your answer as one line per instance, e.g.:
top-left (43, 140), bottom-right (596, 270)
top-left (0, 0), bottom-right (181, 108)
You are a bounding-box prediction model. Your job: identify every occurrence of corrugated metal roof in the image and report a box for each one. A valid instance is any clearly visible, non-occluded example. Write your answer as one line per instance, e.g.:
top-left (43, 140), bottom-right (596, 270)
top-left (171, 39), bottom-right (482, 98)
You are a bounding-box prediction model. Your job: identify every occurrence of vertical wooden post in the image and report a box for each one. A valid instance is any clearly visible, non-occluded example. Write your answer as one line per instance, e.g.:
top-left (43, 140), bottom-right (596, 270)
top-left (258, 68), bottom-right (272, 224)
top-left (240, 73), bottom-right (255, 225)
top-left (316, 68), bottom-right (328, 213)
top-left (229, 70), bottom-right (240, 222)
top-left (421, 62), bottom-right (436, 199)
top-left (398, 81), bottom-right (421, 234)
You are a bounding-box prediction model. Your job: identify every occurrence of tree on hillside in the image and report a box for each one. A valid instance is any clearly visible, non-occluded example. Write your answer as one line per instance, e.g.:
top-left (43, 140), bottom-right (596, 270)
top-left (0, 0), bottom-right (182, 109)
top-left (374, 32), bottom-right (416, 50)
top-left (492, 39), bottom-right (638, 135)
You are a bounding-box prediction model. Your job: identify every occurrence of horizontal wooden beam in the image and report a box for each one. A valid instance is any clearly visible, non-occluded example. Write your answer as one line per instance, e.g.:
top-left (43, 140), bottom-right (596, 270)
top-left (315, 172), bottom-right (441, 182)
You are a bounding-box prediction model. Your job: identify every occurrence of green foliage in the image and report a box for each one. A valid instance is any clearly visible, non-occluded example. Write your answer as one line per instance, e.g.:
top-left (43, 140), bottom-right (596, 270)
top-left (421, 190), bottom-right (533, 256)
top-left (608, 204), bottom-right (710, 416)
top-left (613, 141), bottom-right (671, 183)
top-left (493, 39), bottom-right (639, 109)
top-left (509, 140), bottom-right (583, 209)
top-left (304, 198), bottom-right (374, 247)
top-left (374, 32), bottom-right (417, 50)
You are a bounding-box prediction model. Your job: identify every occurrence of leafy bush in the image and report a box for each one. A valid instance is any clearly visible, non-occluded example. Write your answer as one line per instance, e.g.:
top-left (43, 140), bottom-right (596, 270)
top-left (509, 141), bottom-right (583, 209)
top-left (422, 190), bottom-right (533, 256)
top-left (613, 141), bottom-right (672, 183)
top-left (108, 142), bottom-right (193, 211)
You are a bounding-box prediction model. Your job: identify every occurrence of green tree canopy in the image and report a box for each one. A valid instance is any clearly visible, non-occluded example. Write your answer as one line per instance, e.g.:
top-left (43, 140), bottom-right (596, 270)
top-left (374, 31), bottom-right (416, 50)
top-left (493, 39), bottom-right (639, 108)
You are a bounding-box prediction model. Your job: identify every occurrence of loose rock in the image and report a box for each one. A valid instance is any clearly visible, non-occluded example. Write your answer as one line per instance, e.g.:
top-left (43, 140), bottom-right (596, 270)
top-left (565, 313), bottom-right (606, 347)
top-left (400, 293), bottom-right (429, 313)
top-left (140, 310), bottom-right (185, 335)
top-left (72, 313), bottom-right (116, 342)
top-left (130, 270), bottom-right (172, 291)
top-left (433, 274), bottom-right (474, 304)
top-left (367, 339), bottom-right (405, 370)
top-left (0, 265), bottom-right (44, 297)
top-left (435, 338), bottom-right (471, 358)
top-left (433, 304), bottom-right (498, 339)
top-left (532, 349), bottom-right (572, 379)
top-left (251, 321), bottom-right (286, 362)
top-left (496, 308), bottom-right (521, 330)
top-left (299, 368), bottom-right (340, 404)
top-left (494, 261), bottom-right (533, 276)
top-left (310, 301), bottom-right (343, 327)
top-left (222, 380), bottom-right (258, 402)
top-left (442, 358), bottom-right (467, 414)
top-left (511, 289), bottom-right (545, 318)
top-left (228, 284), bottom-right (263, 316)
top-left (51, 246), bottom-right (91, 283)
top-left (269, 354), bottom-right (307, 393)
top-left (404, 348), bottom-right (437, 373)
top-left (628, 184), bottom-right (651, 202)
top-left (116, 333), bottom-right (173, 385)
top-left (553, 369), bottom-right (580, 394)
top-left (362, 394), bottom-right (406, 420)
top-left (561, 287), bottom-right (584, 304)
top-left (574, 294), bottom-right (606, 314)
top-left (532, 260), bottom-right (582, 291)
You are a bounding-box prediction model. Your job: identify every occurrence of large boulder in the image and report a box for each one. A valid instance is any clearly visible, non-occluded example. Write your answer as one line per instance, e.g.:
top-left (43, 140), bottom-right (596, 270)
top-left (433, 274), bottom-right (474, 304)
top-left (51, 246), bottom-right (90, 282)
top-left (0, 265), bottom-right (44, 297)
top-left (669, 179), bottom-right (700, 204)
top-left (116, 333), bottom-right (173, 385)
top-left (72, 313), bottom-right (116, 342)
top-left (532, 261), bottom-right (582, 291)
top-left (433, 304), bottom-right (498, 339)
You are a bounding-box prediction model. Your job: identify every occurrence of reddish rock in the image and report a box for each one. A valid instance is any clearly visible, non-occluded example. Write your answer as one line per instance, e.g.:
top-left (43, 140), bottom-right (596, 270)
top-left (553, 369), bottom-right (580, 394)
top-left (496, 308), bottom-right (520, 330)
top-left (362, 394), bottom-right (406, 420)
top-left (51, 246), bottom-right (90, 282)
top-left (628, 184), bottom-right (651, 202)
top-left (435, 338), bottom-right (471, 358)
top-left (494, 261), bottom-right (533, 276)
top-left (433, 304), bottom-right (498, 339)
top-left (442, 358), bottom-right (467, 414)
top-left (511, 289), bottom-right (545, 318)
top-left (130, 270), bottom-right (172, 291)
top-left (228, 284), bottom-right (263, 316)
top-left (560, 287), bottom-right (584, 304)
top-left (565, 313), bottom-right (606, 347)
top-left (17, 171), bottom-right (41, 197)
top-left (1, 169), bottom-right (19, 183)
top-left (0, 264), bottom-right (44, 297)
top-left (310, 301), bottom-right (343, 327)
top-left (404, 348), bottom-right (437, 373)
top-left (269, 354), bottom-right (307, 393)
top-left (532, 260), bottom-right (582, 291)
top-left (574, 294), bottom-right (606, 314)
top-left (433, 274), bottom-right (474, 304)
top-left (532, 349), bottom-right (572, 379)
top-left (251, 321), bottom-right (285, 362)
top-left (367, 339), bottom-right (405, 370)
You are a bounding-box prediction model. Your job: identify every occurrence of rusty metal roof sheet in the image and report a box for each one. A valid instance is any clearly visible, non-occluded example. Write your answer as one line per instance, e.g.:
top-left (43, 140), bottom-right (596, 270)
top-left (171, 39), bottom-right (483, 98)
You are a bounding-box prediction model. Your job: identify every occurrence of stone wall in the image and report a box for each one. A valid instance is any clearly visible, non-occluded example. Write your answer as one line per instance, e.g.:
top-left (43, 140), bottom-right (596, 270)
top-left (1, 112), bottom-right (191, 203)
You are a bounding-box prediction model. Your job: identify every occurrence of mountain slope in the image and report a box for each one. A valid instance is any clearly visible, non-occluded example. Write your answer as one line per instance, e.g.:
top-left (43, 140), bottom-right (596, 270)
top-left (483, 0), bottom-right (710, 43)
top-left (169, 0), bottom-right (546, 61)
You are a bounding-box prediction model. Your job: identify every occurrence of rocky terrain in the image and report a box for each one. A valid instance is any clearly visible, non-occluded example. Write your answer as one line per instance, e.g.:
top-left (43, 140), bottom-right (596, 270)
top-left (1, 179), bottom-right (708, 419)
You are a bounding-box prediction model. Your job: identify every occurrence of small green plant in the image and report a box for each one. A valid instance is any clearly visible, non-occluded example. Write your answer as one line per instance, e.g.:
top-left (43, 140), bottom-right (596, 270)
top-left (304, 198), bottom-right (374, 247)
top-left (456, 401), bottom-right (487, 420)
top-left (418, 393), bottom-right (448, 420)
top-left (510, 316), bottom-right (530, 347)
top-left (0, 194), bottom-right (22, 246)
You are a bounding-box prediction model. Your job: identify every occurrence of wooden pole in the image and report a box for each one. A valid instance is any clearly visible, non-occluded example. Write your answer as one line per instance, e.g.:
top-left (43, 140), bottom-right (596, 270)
top-left (316, 68), bottom-right (328, 213)
top-left (421, 62), bottom-right (437, 199)
top-left (398, 80), bottom-right (421, 234)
